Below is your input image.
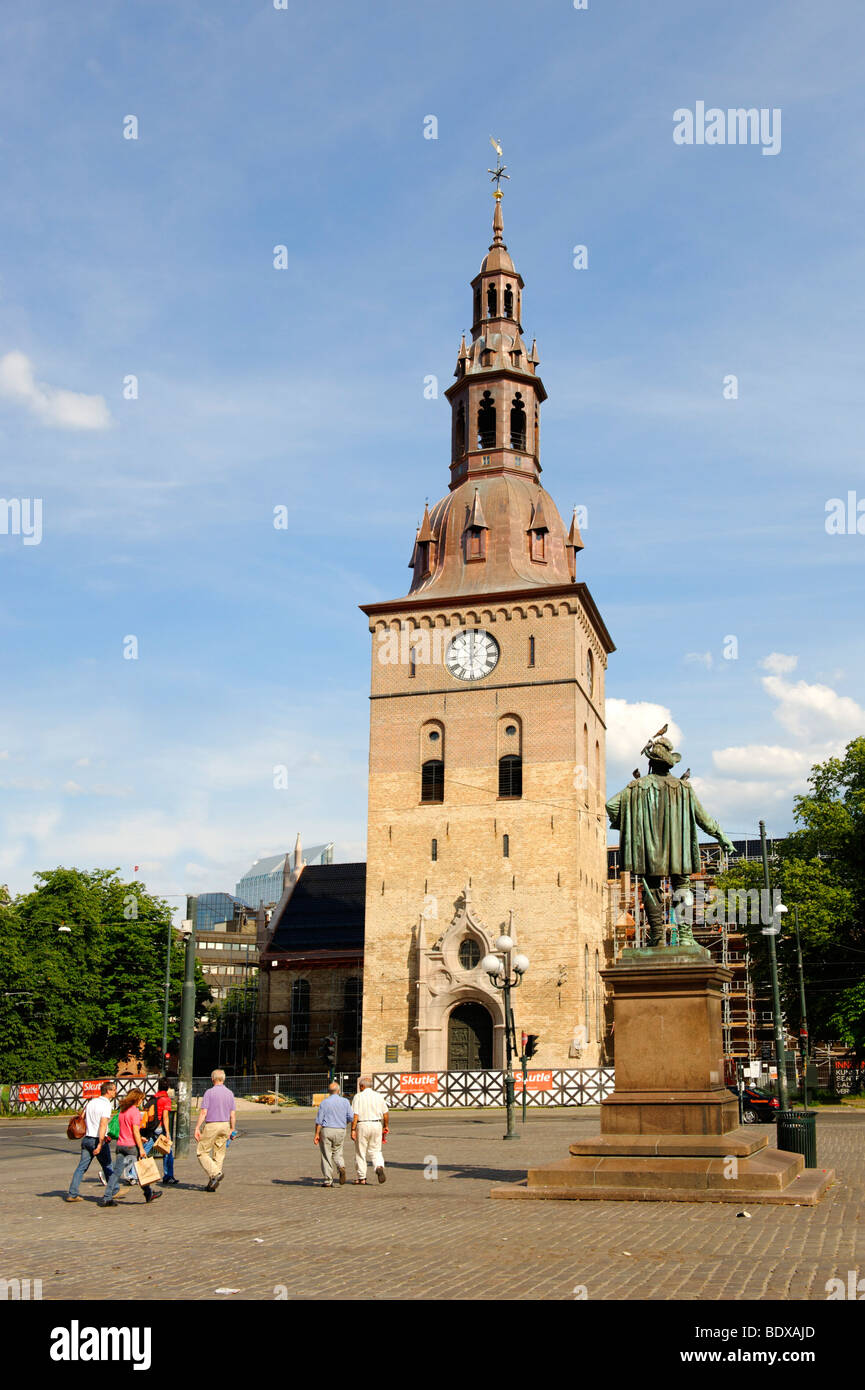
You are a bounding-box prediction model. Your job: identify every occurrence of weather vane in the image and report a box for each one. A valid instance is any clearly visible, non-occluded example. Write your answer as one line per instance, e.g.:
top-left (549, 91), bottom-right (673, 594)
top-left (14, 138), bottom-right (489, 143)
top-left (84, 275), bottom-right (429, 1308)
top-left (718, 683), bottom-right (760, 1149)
top-left (487, 136), bottom-right (509, 197)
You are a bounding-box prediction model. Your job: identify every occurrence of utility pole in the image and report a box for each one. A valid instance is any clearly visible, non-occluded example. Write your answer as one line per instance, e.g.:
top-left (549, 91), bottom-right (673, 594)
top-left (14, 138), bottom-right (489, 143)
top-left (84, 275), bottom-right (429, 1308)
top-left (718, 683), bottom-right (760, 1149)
top-left (176, 897), bottom-right (198, 1157)
top-left (759, 820), bottom-right (789, 1110)
top-left (160, 919), bottom-right (174, 1062)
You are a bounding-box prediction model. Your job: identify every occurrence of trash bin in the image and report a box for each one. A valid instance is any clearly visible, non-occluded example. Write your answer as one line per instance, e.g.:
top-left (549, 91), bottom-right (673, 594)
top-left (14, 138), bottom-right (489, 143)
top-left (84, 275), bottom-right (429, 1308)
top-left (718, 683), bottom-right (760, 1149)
top-left (776, 1109), bottom-right (817, 1168)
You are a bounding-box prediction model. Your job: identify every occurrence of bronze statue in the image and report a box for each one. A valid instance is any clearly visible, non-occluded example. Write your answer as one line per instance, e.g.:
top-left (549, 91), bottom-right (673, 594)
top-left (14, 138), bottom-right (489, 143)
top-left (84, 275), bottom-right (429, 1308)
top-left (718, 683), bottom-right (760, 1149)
top-left (606, 732), bottom-right (735, 948)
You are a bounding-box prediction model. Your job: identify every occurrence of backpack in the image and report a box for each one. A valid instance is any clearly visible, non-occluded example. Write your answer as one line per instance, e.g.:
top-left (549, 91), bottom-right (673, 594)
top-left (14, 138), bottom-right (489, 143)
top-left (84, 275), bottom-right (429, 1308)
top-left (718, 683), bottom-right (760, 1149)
top-left (140, 1101), bottom-right (158, 1137)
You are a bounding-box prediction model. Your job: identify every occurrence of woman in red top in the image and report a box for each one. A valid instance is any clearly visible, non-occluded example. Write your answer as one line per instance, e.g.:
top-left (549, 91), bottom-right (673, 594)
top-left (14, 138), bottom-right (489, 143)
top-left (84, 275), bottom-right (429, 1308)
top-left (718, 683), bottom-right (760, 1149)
top-left (99, 1089), bottom-right (162, 1207)
top-left (153, 1078), bottom-right (177, 1185)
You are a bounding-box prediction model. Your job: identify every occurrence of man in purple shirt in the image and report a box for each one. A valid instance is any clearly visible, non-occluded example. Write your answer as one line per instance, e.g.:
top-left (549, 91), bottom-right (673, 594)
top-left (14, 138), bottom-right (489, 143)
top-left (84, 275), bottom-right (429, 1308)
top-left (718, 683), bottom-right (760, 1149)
top-left (194, 1069), bottom-right (237, 1191)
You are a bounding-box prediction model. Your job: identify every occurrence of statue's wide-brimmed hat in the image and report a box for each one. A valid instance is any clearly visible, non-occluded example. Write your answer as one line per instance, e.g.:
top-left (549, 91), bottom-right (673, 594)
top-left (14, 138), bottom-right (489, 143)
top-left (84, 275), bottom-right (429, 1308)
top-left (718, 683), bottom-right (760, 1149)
top-left (644, 736), bottom-right (681, 767)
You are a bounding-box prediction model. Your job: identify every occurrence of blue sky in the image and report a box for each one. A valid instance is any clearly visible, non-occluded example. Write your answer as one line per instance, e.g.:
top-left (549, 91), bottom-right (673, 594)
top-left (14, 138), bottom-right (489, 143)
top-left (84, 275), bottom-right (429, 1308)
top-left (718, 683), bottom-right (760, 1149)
top-left (1, 0), bottom-right (863, 905)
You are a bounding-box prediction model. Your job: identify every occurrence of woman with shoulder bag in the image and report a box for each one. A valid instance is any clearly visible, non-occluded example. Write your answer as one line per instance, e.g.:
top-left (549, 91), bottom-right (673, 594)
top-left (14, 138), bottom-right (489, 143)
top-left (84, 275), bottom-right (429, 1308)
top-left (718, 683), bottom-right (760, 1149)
top-left (99, 1089), bottom-right (162, 1207)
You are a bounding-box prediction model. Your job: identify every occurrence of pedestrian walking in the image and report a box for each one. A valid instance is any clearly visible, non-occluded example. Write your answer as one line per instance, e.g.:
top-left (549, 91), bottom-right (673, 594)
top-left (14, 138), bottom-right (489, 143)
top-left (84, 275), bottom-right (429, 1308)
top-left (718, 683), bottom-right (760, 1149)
top-left (152, 1076), bottom-right (178, 1185)
top-left (65, 1081), bottom-right (117, 1201)
top-left (194, 1069), bottom-right (236, 1191)
top-left (350, 1075), bottom-right (389, 1185)
top-left (313, 1081), bottom-right (353, 1188)
top-left (99, 1089), bottom-right (163, 1207)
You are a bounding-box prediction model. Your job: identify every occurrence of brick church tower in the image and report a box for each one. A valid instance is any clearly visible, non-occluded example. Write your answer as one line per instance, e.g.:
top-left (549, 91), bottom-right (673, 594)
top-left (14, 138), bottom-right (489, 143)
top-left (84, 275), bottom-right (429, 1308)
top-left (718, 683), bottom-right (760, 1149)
top-left (359, 182), bottom-right (614, 1074)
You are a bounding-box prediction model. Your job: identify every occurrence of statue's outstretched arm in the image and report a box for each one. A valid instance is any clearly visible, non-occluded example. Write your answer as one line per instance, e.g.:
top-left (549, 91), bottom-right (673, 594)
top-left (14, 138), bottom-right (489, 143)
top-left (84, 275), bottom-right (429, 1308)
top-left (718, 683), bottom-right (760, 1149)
top-left (693, 796), bottom-right (735, 854)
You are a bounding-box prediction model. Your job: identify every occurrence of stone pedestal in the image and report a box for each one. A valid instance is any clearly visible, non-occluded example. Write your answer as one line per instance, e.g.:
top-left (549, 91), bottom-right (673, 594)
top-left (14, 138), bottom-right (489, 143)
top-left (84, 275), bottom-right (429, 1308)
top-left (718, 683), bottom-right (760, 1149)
top-left (491, 947), bottom-right (834, 1205)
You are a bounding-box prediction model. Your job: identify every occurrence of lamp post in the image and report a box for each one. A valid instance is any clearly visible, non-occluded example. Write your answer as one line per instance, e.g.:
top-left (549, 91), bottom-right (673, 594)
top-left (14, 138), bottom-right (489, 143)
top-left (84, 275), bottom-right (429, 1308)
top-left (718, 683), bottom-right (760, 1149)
top-left (759, 820), bottom-right (789, 1111)
top-left (175, 902), bottom-right (197, 1158)
top-left (792, 905), bottom-right (810, 1106)
top-left (481, 935), bottom-right (529, 1140)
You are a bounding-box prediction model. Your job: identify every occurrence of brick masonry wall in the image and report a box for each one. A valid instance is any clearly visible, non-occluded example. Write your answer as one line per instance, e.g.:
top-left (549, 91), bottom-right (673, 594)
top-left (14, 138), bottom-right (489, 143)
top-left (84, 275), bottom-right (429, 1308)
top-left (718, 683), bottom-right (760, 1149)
top-left (361, 599), bottom-right (611, 1072)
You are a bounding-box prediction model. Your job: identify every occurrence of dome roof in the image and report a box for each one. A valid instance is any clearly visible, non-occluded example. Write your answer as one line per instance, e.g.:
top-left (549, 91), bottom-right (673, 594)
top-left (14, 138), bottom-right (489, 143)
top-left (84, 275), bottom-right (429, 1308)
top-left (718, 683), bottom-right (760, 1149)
top-left (408, 473), bottom-right (574, 598)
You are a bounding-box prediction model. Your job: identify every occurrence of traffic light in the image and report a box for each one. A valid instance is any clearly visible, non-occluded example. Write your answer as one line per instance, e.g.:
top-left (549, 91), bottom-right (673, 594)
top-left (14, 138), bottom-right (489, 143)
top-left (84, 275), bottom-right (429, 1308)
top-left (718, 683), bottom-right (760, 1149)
top-left (319, 1034), bottom-right (338, 1072)
top-left (525, 1033), bottom-right (539, 1060)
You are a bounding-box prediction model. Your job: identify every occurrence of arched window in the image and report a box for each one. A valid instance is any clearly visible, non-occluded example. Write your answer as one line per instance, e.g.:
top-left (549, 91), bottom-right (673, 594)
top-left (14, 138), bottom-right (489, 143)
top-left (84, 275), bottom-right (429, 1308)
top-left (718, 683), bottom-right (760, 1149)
top-left (421, 759), bottom-right (444, 803)
top-left (431, 838), bottom-right (438, 862)
top-left (586, 649), bottom-right (594, 699)
top-left (510, 393), bottom-right (526, 450)
top-left (502, 833), bottom-right (510, 858)
top-left (409, 647), bottom-right (416, 679)
top-left (341, 976), bottom-right (362, 1052)
top-left (595, 949), bottom-right (602, 1044)
top-left (455, 402), bottom-right (466, 455)
top-left (474, 286), bottom-right (481, 322)
top-left (504, 284), bottom-right (514, 318)
top-left (477, 391), bottom-right (496, 449)
top-left (583, 724), bottom-right (589, 805)
top-left (499, 754), bottom-right (522, 799)
top-left (584, 945), bottom-right (590, 1044)
top-left (528, 635), bottom-right (535, 667)
top-left (595, 740), bottom-right (601, 806)
top-left (487, 282), bottom-right (497, 317)
top-left (289, 978), bottom-right (310, 1053)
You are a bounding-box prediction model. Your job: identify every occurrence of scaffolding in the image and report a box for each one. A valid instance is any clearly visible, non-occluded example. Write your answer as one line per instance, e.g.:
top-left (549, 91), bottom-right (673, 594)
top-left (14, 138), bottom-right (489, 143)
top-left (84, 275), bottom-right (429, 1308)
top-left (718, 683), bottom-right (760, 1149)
top-left (606, 843), bottom-right (761, 1061)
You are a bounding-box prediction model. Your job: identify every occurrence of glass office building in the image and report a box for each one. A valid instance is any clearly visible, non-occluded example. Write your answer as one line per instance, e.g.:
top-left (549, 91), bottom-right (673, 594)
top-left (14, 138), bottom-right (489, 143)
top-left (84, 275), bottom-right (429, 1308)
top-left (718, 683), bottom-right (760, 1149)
top-left (195, 892), bottom-right (251, 932)
top-left (235, 842), bottom-right (333, 910)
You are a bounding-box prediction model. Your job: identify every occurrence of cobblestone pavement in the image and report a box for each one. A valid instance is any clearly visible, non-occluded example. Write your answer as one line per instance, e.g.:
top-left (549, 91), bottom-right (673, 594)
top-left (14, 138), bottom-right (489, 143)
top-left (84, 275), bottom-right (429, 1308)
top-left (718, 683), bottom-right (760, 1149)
top-left (1, 1109), bottom-right (862, 1301)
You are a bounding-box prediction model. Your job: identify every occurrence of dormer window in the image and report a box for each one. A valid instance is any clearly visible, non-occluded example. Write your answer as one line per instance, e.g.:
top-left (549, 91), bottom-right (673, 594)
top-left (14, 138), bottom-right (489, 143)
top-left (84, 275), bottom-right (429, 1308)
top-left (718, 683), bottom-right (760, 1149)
top-left (465, 525), bottom-right (486, 563)
top-left (530, 530), bottom-right (546, 561)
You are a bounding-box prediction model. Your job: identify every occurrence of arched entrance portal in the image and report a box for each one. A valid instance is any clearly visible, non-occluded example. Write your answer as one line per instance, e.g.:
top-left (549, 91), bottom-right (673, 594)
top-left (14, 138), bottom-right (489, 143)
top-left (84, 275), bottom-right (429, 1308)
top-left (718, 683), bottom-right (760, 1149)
top-left (448, 1002), bottom-right (493, 1071)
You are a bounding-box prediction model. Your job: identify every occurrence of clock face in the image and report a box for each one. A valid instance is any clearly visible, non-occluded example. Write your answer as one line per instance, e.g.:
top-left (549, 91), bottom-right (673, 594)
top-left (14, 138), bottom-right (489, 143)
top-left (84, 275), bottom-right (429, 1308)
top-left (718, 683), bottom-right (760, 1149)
top-left (445, 628), bottom-right (500, 682)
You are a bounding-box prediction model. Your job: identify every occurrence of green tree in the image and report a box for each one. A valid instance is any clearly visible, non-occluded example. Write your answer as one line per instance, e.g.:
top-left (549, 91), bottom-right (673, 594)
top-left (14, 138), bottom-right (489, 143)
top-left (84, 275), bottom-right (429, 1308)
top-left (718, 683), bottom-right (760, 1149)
top-left (0, 868), bottom-right (211, 1081)
top-left (717, 738), bottom-right (865, 1065)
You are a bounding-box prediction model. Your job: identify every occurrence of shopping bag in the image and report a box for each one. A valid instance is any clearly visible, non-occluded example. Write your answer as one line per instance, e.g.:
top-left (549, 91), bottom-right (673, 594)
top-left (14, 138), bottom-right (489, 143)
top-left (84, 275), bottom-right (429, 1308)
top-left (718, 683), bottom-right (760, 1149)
top-left (135, 1155), bottom-right (161, 1186)
top-left (153, 1134), bottom-right (171, 1155)
top-left (108, 1112), bottom-right (120, 1140)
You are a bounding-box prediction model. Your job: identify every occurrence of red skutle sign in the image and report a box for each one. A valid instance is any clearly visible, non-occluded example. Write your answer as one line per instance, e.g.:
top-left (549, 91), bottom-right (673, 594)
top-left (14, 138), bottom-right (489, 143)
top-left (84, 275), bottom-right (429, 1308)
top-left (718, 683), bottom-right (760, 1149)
top-left (514, 1070), bottom-right (553, 1092)
top-left (82, 1080), bottom-right (110, 1100)
top-left (399, 1073), bottom-right (439, 1094)
top-left (18, 1084), bottom-right (39, 1103)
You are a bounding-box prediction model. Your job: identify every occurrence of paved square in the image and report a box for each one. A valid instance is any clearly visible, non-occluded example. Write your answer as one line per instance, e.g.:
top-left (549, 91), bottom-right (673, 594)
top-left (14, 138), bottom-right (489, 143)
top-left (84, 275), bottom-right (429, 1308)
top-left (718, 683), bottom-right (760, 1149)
top-left (1, 1108), bottom-right (861, 1301)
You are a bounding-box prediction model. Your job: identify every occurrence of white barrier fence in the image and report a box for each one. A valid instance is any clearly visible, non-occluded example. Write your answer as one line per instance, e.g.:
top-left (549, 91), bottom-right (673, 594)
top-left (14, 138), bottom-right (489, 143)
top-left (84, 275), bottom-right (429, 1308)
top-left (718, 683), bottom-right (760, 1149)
top-left (371, 1067), bottom-right (615, 1109)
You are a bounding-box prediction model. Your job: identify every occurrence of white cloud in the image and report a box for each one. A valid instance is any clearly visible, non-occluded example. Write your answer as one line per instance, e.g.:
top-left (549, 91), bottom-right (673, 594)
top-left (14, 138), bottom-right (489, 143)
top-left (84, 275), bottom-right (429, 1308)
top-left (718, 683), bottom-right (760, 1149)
top-left (762, 673), bottom-right (865, 741)
top-left (712, 744), bottom-right (816, 778)
top-left (0, 350), bottom-right (110, 431)
top-left (706, 663), bottom-right (865, 822)
top-left (685, 651), bottom-right (713, 670)
top-left (760, 652), bottom-right (798, 675)
top-left (606, 699), bottom-right (683, 767)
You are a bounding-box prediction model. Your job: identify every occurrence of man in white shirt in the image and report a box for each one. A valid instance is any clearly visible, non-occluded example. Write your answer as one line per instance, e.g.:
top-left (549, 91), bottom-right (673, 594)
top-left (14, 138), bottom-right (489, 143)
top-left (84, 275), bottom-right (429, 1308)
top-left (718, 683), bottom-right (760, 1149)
top-left (66, 1081), bottom-right (117, 1201)
top-left (350, 1076), bottom-right (389, 1185)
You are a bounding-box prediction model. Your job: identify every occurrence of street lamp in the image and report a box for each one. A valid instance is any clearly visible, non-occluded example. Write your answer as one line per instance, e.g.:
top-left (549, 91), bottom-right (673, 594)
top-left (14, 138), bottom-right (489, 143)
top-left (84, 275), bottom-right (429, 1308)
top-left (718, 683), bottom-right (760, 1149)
top-left (483, 932), bottom-right (529, 1140)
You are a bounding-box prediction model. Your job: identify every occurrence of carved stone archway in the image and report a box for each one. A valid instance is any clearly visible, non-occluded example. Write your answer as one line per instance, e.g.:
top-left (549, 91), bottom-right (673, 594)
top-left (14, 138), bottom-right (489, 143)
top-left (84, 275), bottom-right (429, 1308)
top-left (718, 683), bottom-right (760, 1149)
top-left (415, 884), bottom-right (508, 1070)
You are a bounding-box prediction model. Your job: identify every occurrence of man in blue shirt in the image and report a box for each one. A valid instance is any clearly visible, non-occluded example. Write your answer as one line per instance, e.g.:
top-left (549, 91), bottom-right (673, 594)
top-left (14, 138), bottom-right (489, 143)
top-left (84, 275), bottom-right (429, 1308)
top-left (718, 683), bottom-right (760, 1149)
top-left (314, 1082), bottom-right (353, 1187)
